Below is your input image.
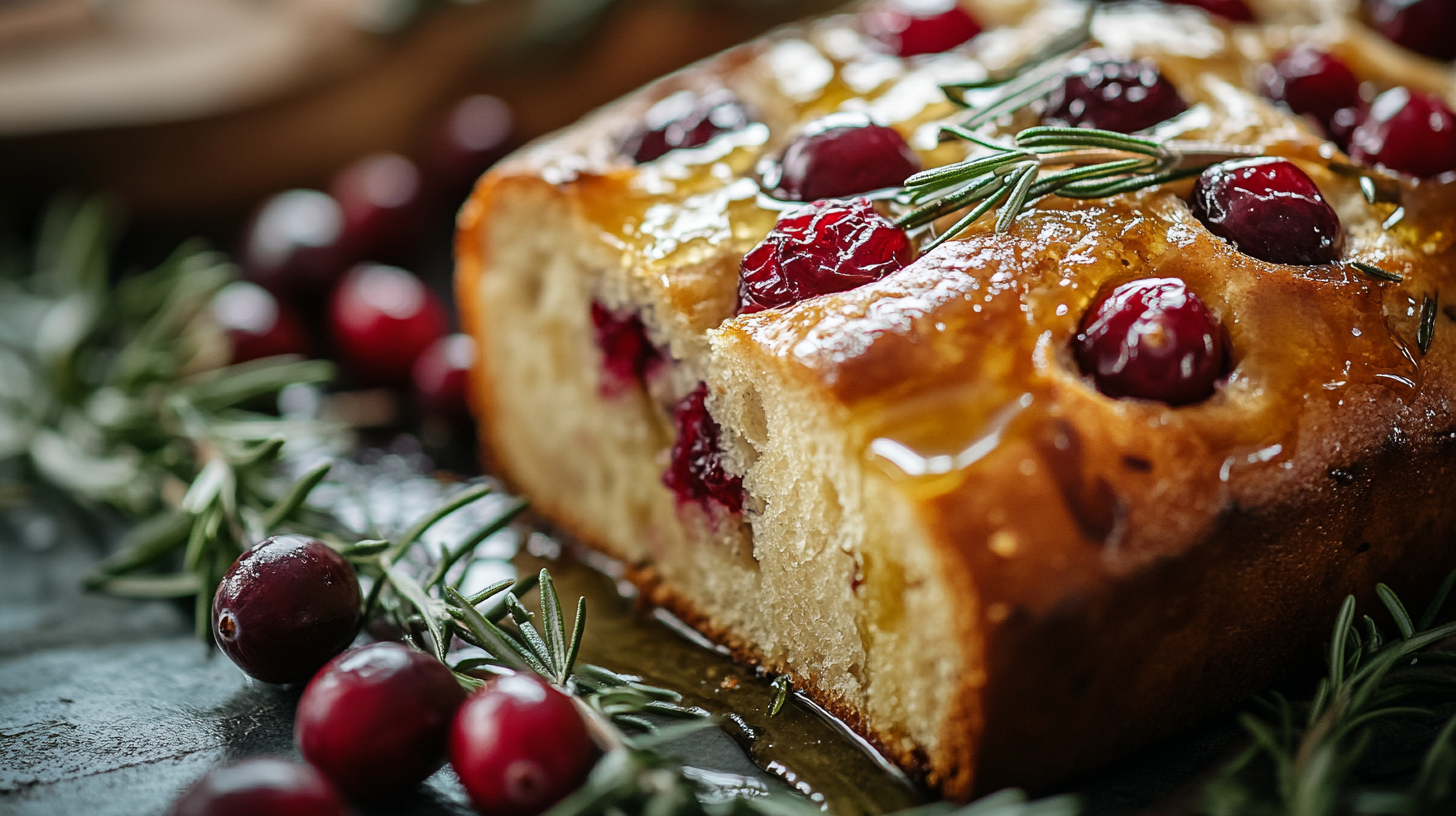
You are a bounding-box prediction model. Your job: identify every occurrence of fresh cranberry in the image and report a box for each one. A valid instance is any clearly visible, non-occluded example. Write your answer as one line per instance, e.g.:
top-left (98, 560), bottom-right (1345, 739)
top-left (738, 198), bottom-right (911, 314)
top-left (212, 535), bottom-right (361, 685)
top-left (211, 281), bottom-right (311, 364)
top-left (624, 89), bottom-right (753, 163)
top-left (1167, 0), bottom-right (1255, 21)
top-left (331, 153), bottom-right (426, 263)
top-left (1257, 47), bottom-right (1362, 135)
top-left (1347, 87), bottom-right (1456, 178)
top-left (330, 263), bottom-right (449, 386)
top-left (413, 333), bottom-right (476, 416)
top-left (450, 673), bottom-right (597, 816)
top-left (297, 642), bottom-right (467, 798)
top-left (242, 189), bottom-right (346, 293)
top-left (663, 384), bottom-right (744, 514)
top-left (1042, 59), bottom-right (1189, 134)
top-left (590, 303), bottom-right (662, 396)
top-left (423, 95), bottom-right (514, 195)
top-left (1367, 0), bottom-right (1456, 61)
top-left (864, 0), bottom-right (983, 56)
top-left (171, 758), bottom-right (347, 816)
top-left (1190, 158), bottom-right (1343, 265)
top-left (1075, 278), bottom-right (1227, 405)
top-left (773, 121), bottom-right (921, 201)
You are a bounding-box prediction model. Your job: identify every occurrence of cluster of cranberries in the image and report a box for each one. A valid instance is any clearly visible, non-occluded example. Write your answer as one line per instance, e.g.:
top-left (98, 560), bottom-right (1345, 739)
top-left (216, 94), bottom-right (515, 422)
top-left (183, 535), bottom-right (598, 815)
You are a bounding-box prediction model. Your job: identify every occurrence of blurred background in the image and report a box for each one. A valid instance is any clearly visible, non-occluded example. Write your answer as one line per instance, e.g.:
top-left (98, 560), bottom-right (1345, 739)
top-left (0, 0), bottom-right (831, 469)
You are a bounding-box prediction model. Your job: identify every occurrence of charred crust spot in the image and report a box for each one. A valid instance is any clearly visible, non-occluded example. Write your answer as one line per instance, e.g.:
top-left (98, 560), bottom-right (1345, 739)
top-left (1329, 466), bottom-right (1359, 486)
top-left (1122, 455), bottom-right (1153, 472)
top-left (1355, 542), bottom-right (1372, 554)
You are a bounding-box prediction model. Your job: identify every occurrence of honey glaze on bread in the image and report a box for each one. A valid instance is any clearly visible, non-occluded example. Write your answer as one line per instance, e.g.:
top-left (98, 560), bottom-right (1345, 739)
top-left (456, 0), bottom-right (1456, 797)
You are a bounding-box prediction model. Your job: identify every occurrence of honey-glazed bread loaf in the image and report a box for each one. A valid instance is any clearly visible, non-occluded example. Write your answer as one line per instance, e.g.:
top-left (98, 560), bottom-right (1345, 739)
top-left (456, 0), bottom-right (1456, 797)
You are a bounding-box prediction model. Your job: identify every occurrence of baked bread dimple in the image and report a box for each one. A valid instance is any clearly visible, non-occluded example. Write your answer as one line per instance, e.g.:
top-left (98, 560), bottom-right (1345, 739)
top-left (456, 0), bottom-right (1456, 797)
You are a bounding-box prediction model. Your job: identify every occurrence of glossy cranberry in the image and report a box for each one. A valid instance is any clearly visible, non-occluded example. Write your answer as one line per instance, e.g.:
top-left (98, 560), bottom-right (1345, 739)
top-left (774, 121), bottom-right (920, 201)
top-left (1190, 158), bottom-right (1343, 265)
top-left (738, 198), bottom-right (912, 314)
top-left (297, 642), bottom-right (467, 798)
top-left (212, 535), bottom-right (361, 685)
top-left (1075, 278), bottom-right (1227, 405)
top-left (330, 263), bottom-right (450, 385)
top-left (171, 758), bottom-right (347, 816)
top-left (242, 189), bottom-right (346, 292)
top-left (211, 281), bottom-right (311, 363)
top-left (663, 384), bottom-right (743, 513)
top-left (624, 89), bottom-right (753, 163)
top-left (1347, 87), bottom-right (1456, 178)
top-left (450, 673), bottom-right (597, 816)
top-left (413, 333), bottom-right (476, 416)
top-left (1167, 0), bottom-right (1255, 21)
top-left (331, 153), bottom-right (426, 263)
top-left (423, 95), bottom-right (514, 195)
top-left (864, 0), bottom-right (983, 56)
top-left (1042, 59), bottom-right (1189, 134)
top-left (590, 302), bottom-right (663, 396)
top-left (1367, 0), bottom-right (1456, 61)
top-left (1257, 47), bottom-right (1362, 135)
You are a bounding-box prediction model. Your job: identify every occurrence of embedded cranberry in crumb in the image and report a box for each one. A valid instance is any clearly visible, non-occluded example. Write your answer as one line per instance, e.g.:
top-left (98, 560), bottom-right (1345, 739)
top-left (297, 642), bottom-right (467, 798)
top-left (864, 0), bottom-right (983, 56)
top-left (331, 153), bottom-right (426, 263)
top-left (664, 384), bottom-right (744, 514)
top-left (773, 121), bottom-right (921, 201)
top-left (330, 263), bottom-right (449, 385)
top-left (1167, 0), bottom-right (1255, 21)
top-left (590, 302), bottom-right (662, 396)
top-left (1367, 0), bottom-right (1456, 61)
top-left (242, 189), bottom-right (346, 292)
top-left (414, 333), bottom-right (476, 416)
top-left (738, 198), bottom-right (912, 314)
top-left (212, 535), bottom-right (361, 685)
top-left (1347, 87), bottom-right (1456, 179)
top-left (211, 281), bottom-right (311, 363)
top-left (1042, 59), bottom-right (1188, 134)
top-left (1257, 47), bottom-right (1362, 136)
top-left (1075, 278), bottom-right (1227, 406)
top-left (171, 758), bottom-right (347, 816)
top-left (624, 90), bottom-right (753, 163)
top-left (1191, 158), bottom-right (1343, 265)
top-left (450, 673), bottom-right (597, 816)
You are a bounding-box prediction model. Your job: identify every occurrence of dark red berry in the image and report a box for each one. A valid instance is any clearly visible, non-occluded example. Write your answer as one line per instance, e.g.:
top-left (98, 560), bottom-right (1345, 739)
top-left (1367, 0), bottom-right (1456, 61)
top-left (1075, 278), bottom-right (1227, 405)
top-left (423, 95), bottom-right (515, 195)
top-left (331, 153), bottom-right (426, 263)
top-left (242, 189), bottom-right (346, 293)
top-left (624, 89), bottom-right (753, 163)
top-left (171, 758), bottom-right (347, 816)
top-left (590, 302), bottom-right (663, 396)
top-left (1257, 47), bottom-right (1362, 135)
top-left (450, 673), bottom-right (597, 816)
top-left (211, 281), bottom-right (311, 364)
top-left (1042, 59), bottom-right (1189, 134)
top-left (1347, 87), bottom-right (1456, 179)
top-left (774, 121), bottom-right (921, 201)
top-left (330, 263), bottom-right (449, 386)
top-left (297, 642), bottom-right (467, 798)
top-left (663, 384), bottom-right (744, 514)
top-left (1167, 0), bottom-right (1255, 21)
top-left (864, 0), bottom-right (983, 56)
top-left (413, 333), bottom-right (476, 416)
top-left (738, 198), bottom-right (912, 314)
top-left (212, 535), bottom-right (361, 685)
top-left (1190, 158), bottom-right (1343, 265)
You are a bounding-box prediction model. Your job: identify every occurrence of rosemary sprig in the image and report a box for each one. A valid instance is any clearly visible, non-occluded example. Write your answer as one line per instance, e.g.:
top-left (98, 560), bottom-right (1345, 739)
top-left (897, 126), bottom-right (1256, 250)
top-left (1202, 572), bottom-right (1456, 816)
top-left (0, 196), bottom-right (341, 636)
